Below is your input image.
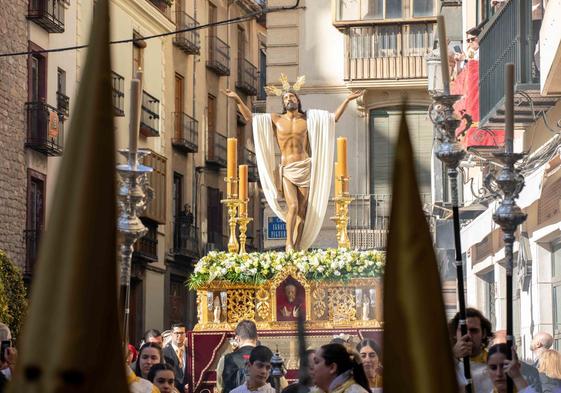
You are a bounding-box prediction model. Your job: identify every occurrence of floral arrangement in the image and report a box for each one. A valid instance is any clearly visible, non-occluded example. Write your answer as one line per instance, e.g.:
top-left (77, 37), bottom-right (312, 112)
top-left (188, 248), bottom-right (385, 289)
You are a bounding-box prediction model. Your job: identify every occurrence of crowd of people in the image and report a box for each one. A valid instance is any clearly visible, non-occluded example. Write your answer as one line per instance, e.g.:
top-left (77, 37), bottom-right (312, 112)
top-left (2, 307), bottom-right (561, 392)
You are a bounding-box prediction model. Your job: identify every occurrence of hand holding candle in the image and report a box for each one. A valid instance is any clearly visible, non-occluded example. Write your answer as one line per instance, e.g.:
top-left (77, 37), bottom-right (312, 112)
top-left (437, 15), bottom-right (451, 95)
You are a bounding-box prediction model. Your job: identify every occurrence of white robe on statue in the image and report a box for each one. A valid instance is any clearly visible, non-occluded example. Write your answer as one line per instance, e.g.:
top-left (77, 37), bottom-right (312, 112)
top-left (252, 109), bottom-right (335, 250)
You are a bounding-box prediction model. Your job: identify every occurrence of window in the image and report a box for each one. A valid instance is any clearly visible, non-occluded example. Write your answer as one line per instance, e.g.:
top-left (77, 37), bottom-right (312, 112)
top-left (553, 242), bottom-right (561, 349)
top-left (337, 0), bottom-right (436, 21)
top-left (26, 170), bottom-right (45, 274)
top-left (207, 187), bottom-right (223, 247)
top-left (208, 2), bottom-right (217, 36)
top-left (57, 68), bottom-right (66, 95)
top-left (173, 172), bottom-right (183, 218)
top-left (369, 107), bottom-right (433, 198)
top-left (28, 43), bottom-right (47, 102)
top-left (413, 0), bottom-right (433, 17)
top-left (142, 151), bottom-right (167, 224)
top-left (132, 31), bottom-right (145, 74)
top-left (258, 47), bottom-right (267, 100)
top-left (481, 269), bottom-right (496, 329)
top-left (175, 74), bottom-right (184, 138)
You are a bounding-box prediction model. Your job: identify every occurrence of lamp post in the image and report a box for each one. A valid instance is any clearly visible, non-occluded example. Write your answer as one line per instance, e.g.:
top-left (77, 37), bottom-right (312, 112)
top-left (426, 28), bottom-right (474, 392)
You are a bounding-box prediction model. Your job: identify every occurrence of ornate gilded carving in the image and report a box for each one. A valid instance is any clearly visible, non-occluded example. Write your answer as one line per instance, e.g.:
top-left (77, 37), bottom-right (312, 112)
top-left (312, 287), bottom-right (327, 320)
top-left (226, 289), bottom-right (255, 323)
top-left (328, 288), bottom-right (357, 322)
top-left (255, 287), bottom-right (271, 321)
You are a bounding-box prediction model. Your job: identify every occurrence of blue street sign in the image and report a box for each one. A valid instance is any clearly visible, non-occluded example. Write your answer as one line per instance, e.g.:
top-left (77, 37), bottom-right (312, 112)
top-left (267, 216), bottom-right (286, 239)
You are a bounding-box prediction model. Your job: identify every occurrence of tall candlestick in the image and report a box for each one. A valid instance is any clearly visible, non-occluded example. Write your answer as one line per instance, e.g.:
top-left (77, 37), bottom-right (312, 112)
top-left (227, 138), bottom-right (238, 197)
top-left (334, 162), bottom-right (342, 197)
top-left (505, 63), bottom-right (514, 154)
top-left (337, 137), bottom-right (348, 177)
top-left (239, 164), bottom-right (248, 215)
top-left (129, 74), bottom-right (142, 164)
top-left (437, 15), bottom-right (450, 95)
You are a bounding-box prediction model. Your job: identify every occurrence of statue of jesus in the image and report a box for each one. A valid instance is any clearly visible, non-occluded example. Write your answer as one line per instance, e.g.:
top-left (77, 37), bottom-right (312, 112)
top-left (223, 74), bottom-right (363, 251)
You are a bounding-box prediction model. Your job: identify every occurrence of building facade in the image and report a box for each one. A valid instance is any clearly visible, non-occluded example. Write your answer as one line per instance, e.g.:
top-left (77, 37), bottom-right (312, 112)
top-left (453, 0), bottom-right (561, 361)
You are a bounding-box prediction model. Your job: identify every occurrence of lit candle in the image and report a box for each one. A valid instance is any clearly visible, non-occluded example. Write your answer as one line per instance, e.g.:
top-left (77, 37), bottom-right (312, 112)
top-left (239, 164), bottom-right (248, 214)
top-left (337, 137), bottom-right (348, 177)
top-left (226, 138), bottom-right (238, 197)
top-left (334, 162), bottom-right (342, 197)
top-left (437, 15), bottom-right (450, 95)
top-left (504, 63), bottom-right (514, 154)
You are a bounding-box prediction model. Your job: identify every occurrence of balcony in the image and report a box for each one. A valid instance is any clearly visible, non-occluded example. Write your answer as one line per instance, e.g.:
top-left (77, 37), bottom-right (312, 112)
top-left (133, 219), bottom-right (158, 262)
top-left (140, 91), bottom-right (160, 137)
top-left (479, 0), bottom-right (560, 128)
top-left (252, 100), bottom-right (266, 113)
top-left (206, 131), bottom-right (227, 168)
top-left (25, 101), bottom-right (64, 156)
top-left (236, 59), bottom-right (258, 96)
top-left (342, 22), bottom-right (435, 85)
top-left (243, 148), bottom-right (259, 182)
top-left (174, 12), bottom-right (200, 54)
top-left (207, 35), bottom-right (230, 76)
top-left (112, 71), bottom-right (125, 117)
top-left (172, 112), bottom-right (198, 153)
top-left (24, 228), bottom-right (41, 276)
top-left (56, 91), bottom-right (69, 117)
top-left (27, 0), bottom-right (64, 33)
top-left (173, 216), bottom-right (198, 259)
top-left (207, 232), bottom-right (227, 252)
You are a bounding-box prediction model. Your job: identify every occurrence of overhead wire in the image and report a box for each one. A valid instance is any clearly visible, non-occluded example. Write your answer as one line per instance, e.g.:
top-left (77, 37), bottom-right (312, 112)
top-left (0, 0), bottom-right (301, 58)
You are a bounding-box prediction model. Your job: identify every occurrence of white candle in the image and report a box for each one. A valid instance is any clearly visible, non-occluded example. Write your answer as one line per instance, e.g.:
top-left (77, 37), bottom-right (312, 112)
top-left (128, 70), bottom-right (143, 165)
top-left (437, 15), bottom-right (450, 95)
top-left (504, 63), bottom-right (514, 154)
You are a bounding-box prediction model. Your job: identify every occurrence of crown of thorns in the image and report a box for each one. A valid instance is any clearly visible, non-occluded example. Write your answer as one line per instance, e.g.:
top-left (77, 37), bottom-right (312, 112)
top-left (264, 73), bottom-right (306, 96)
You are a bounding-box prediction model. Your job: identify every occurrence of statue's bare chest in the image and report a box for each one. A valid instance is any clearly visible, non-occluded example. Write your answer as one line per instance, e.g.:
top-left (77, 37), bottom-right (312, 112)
top-left (274, 116), bottom-right (308, 143)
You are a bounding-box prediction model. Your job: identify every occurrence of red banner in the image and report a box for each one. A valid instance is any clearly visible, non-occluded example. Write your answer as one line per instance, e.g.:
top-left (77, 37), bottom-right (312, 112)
top-left (451, 60), bottom-right (505, 149)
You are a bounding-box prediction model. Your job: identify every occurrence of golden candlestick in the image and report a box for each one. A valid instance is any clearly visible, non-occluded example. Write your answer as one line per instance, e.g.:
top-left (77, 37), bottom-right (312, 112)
top-left (221, 177), bottom-right (240, 253)
top-left (236, 199), bottom-right (253, 254)
top-left (331, 176), bottom-right (353, 249)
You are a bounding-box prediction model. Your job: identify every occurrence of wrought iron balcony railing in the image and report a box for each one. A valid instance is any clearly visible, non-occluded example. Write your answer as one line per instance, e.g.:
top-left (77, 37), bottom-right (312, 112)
top-left (133, 219), bottom-right (158, 262)
top-left (112, 71), bottom-right (125, 117)
top-left (56, 91), bottom-right (69, 117)
top-left (207, 35), bottom-right (231, 76)
top-left (27, 0), bottom-right (64, 33)
top-left (206, 131), bottom-right (227, 167)
top-left (343, 21), bottom-right (435, 82)
top-left (24, 228), bottom-right (42, 276)
top-left (174, 12), bottom-right (200, 54)
top-left (173, 216), bottom-right (198, 258)
top-left (25, 101), bottom-right (64, 156)
top-left (479, 0), bottom-right (559, 128)
top-left (236, 59), bottom-right (258, 96)
top-left (140, 91), bottom-right (160, 137)
top-left (172, 112), bottom-right (198, 153)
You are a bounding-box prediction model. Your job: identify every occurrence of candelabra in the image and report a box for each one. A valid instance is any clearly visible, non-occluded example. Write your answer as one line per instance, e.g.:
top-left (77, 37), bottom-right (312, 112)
top-left (237, 199), bottom-right (253, 254)
top-left (331, 176), bottom-right (353, 249)
top-left (117, 148), bottom-right (153, 341)
top-left (221, 176), bottom-right (240, 253)
top-left (429, 92), bottom-right (473, 392)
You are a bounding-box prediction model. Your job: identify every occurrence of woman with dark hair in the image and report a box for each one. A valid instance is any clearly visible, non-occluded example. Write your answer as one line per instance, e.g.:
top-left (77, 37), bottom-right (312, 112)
top-left (148, 363), bottom-right (180, 393)
top-left (356, 340), bottom-right (382, 391)
top-left (487, 344), bottom-right (536, 393)
top-left (134, 342), bottom-right (164, 380)
top-left (312, 343), bottom-right (370, 393)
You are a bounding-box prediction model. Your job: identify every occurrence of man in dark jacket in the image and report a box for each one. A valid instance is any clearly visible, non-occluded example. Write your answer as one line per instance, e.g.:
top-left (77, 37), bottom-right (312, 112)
top-left (163, 323), bottom-right (190, 392)
top-left (222, 320), bottom-right (258, 393)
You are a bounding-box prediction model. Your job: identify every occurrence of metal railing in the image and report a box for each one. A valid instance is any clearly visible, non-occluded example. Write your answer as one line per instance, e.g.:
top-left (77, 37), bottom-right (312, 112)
top-left (173, 216), bottom-right (198, 257)
top-left (344, 21), bottom-right (435, 80)
top-left (25, 101), bottom-right (64, 156)
top-left (207, 35), bottom-right (231, 76)
top-left (112, 71), bottom-right (125, 117)
top-left (56, 91), bottom-right (69, 117)
top-left (174, 11), bottom-right (200, 54)
top-left (24, 228), bottom-right (42, 276)
top-left (347, 193), bottom-right (432, 249)
top-left (236, 59), bottom-right (258, 95)
top-left (134, 221), bottom-right (158, 261)
top-left (27, 0), bottom-right (64, 33)
top-left (479, 0), bottom-right (539, 125)
top-left (172, 112), bottom-right (198, 153)
top-left (140, 91), bottom-right (160, 137)
top-left (206, 131), bottom-right (227, 167)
